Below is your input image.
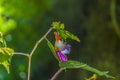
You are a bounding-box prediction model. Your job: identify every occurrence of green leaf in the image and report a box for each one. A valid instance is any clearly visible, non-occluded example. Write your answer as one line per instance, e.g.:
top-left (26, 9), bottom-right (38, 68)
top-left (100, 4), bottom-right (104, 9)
top-left (0, 19), bottom-right (17, 34)
top-left (59, 60), bottom-right (87, 69)
top-left (47, 40), bottom-right (59, 62)
top-left (2, 61), bottom-right (10, 73)
top-left (0, 48), bottom-right (14, 73)
top-left (59, 30), bottom-right (80, 42)
top-left (0, 32), bottom-right (14, 73)
top-left (59, 60), bottom-right (115, 79)
top-left (52, 21), bottom-right (80, 42)
top-left (0, 32), bottom-right (6, 48)
top-left (52, 21), bottom-right (64, 30)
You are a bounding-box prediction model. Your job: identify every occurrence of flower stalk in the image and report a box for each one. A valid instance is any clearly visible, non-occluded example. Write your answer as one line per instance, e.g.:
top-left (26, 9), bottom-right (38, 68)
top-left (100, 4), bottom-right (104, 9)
top-left (50, 68), bottom-right (64, 80)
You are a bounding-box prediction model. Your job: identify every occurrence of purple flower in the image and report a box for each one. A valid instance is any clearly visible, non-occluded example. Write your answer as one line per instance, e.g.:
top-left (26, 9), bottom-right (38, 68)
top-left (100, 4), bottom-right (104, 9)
top-left (61, 44), bottom-right (71, 54)
top-left (56, 44), bottom-right (71, 62)
top-left (55, 32), bottom-right (71, 62)
top-left (56, 50), bottom-right (68, 62)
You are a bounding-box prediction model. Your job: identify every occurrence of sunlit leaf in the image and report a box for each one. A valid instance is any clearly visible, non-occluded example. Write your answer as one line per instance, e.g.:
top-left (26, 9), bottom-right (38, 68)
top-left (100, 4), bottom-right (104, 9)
top-left (85, 74), bottom-right (97, 80)
top-left (2, 61), bottom-right (10, 73)
top-left (0, 18), bottom-right (17, 34)
top-left (0, 32), bottom-right (6, 48)
top-left (47, 40), bottom-right (59, 62)
top-left (0, 6), bottom-right (5, 15)
top-left (0, 48), bottom-right (14, 73)
top-left (59, 60), bottom-right (115, 79)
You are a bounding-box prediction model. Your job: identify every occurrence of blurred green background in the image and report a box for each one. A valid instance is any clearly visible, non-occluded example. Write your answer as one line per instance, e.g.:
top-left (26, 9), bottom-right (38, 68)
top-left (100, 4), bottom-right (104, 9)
top-left (0, 0), bottom-right (120, 80)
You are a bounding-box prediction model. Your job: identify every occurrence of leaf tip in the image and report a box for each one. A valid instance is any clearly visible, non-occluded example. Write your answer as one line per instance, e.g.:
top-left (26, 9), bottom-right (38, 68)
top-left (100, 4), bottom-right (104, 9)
top-left (76, 38), bottom-right (80, 42)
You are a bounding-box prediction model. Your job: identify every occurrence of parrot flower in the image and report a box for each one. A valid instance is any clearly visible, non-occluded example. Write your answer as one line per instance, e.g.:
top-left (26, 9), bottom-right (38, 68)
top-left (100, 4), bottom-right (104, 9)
top-left (55, 32), bottom-right (71, 62)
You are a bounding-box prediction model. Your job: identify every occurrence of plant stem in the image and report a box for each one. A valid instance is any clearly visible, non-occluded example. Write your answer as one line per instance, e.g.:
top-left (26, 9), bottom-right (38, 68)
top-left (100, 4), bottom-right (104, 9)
top-left (27, 56), bottom-right (31, 80)
top-left (30, 27), bottom-right (53, 57)
top-left (27, 27), bottom-right (53, 80)
top-left (13, 52), bottom-right (29, 57)
top-left (50, 68), bottom-right (64, 80)
top-left (110, 0), bottom-right (120, 37)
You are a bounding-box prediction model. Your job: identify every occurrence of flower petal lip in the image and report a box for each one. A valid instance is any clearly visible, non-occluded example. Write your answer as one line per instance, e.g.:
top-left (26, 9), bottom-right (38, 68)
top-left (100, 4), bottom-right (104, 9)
top-left (56, 50), bottom-right (67, 62)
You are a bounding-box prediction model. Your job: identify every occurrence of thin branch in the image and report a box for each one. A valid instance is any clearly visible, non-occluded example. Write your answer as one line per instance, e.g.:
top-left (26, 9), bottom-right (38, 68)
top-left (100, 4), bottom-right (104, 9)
top-left (110, 0), bottom-right (120, 37)
top-left (45, 37), bottom-right (49, 42)
top-left (50, 68), bottom-right (64, 80)
top-left (27, 27), bottom-right (53, 80)
top-left (13, 52), bottom-right (29, 57)
top-left (30, 27), bottom-right (53, 57)
top-left (27, 56), bottom-right (31, 80)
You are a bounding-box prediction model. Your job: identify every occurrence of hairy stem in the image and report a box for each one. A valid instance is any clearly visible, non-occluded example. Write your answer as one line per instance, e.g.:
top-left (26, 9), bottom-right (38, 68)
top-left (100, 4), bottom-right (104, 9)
top-left (50, 68), bottom-right (64, 80)
top-left (27, 27), bottom-right (53, 80)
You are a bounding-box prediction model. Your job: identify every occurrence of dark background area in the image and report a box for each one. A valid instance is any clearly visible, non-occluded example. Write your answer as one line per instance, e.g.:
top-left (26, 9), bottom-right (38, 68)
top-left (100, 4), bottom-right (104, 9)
top-left (0, 0), bottom-right (120, 80)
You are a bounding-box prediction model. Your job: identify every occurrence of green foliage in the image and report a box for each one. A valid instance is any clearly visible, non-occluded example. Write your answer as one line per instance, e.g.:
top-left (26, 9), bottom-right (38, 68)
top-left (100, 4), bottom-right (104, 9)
top-left (0, 0), bottom-right (55, 35)
top-left (52, 21), bottom-right (80, 42)
top-left (0, 17), bottom-right (16, 34)
top-left (52, 21), bottom-right (65, 30)
top-left (0, 2), bottom-right (17, 34)
top-left (59, 60), bottom-right (115, 79)
top-left (0, 0), bottom-right (37, 19)
top-left (0, 48), bottom-right (14, 73)
top-left (47, 40), bottom-right (59, 61)
top-left (59, 30), bottom-right (80, 42)
top-left (59, 60), bottom-right (87, 69)
top-left (0, 32), bottom-right (6, 47)
top-left (0, 32), bottom-right (14, 73)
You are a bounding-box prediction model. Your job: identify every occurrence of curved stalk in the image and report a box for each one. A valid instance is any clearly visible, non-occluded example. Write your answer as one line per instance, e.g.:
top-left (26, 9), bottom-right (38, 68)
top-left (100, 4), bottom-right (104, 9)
top-left (13, 52), bottom-right (29, 57)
